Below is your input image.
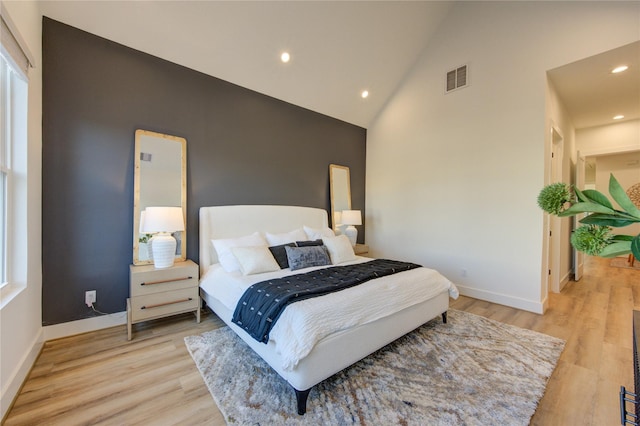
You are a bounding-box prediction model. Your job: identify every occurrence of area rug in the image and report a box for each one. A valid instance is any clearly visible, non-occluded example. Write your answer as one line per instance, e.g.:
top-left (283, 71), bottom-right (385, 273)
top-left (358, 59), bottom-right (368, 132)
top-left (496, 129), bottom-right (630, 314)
top-left (185, 309), bottom-right (564, 425)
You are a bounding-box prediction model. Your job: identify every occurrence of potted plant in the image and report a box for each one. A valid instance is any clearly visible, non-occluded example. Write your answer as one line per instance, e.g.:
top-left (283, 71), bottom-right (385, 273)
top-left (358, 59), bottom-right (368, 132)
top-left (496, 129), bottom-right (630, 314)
top-left (537, 174), bottom-right (640, 260)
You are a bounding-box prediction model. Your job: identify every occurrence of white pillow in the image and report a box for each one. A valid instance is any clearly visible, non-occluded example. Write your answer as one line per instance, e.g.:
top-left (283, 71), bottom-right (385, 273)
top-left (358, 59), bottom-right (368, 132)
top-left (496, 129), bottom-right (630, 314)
top-left (265, 228), bottom-right (308, 246)
top-left (231, 246), bottom-right (280, 275)
top-left (322, 234), bottom-right (357, 264)
top-left (212, 232), bottom-right (267, 272)
top-left (304, 225), bottom-right (335, 241)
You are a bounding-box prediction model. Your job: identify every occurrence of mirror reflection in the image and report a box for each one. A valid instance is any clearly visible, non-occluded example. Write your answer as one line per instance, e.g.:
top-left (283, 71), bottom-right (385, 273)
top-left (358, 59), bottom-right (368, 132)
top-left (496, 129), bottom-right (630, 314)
top-left (133, 130), bottom-right (187, 265)
top-left (329, 164), bottom-right (352, 233)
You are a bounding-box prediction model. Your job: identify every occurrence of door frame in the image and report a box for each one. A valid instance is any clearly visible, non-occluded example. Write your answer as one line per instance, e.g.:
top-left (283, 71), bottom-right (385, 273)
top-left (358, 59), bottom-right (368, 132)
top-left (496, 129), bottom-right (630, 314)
top-left (574, 152), bottom-right (586, 281)
top-left (549, 126), bottom-right (563, 293)
top-left (541, 122), bottom-right (564, 302)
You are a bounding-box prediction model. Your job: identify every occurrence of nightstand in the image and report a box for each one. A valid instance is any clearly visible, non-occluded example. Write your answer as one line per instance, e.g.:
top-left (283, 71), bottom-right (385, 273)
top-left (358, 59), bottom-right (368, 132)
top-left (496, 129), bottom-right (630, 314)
top-left (355, 244), bottom-right (369, 256)
top-left (127, 259), bottom-right (200, 340)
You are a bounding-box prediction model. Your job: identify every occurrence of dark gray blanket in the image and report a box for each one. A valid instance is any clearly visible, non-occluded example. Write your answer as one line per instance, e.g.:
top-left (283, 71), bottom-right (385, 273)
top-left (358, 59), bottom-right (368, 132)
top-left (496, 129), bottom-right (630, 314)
top-left (231, 259), bottom-right (421, 343)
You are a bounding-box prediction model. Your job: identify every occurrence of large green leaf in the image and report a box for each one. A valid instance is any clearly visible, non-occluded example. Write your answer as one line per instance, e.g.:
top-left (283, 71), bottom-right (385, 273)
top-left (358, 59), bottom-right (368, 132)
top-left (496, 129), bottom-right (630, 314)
top-left (559, 202), bottom-right (614, 216)
top-left (609, 174), bottom-right (640, 219)
top-left (632, 235), bottom-right (640, 261)
top-left (579, 214), bottom-right (638, 227)
top-left (574, 187), bottom-right (591, 203)
top-left (581, 189), bottom-right (614, 209)
top-left (612, 234), bottom-right (635, 242)
top-left (598, 241), bottom-right (631, 258)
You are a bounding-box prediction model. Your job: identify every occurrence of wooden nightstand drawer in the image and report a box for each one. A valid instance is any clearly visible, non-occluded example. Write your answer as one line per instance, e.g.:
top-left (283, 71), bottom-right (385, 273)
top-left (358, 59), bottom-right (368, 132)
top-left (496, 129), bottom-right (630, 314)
top-left (130, 287), bottom-right (199, 322)
top-left (130, 266), bottom-right (197, 297)
top-left (127, 259), bottom-right (200, 340)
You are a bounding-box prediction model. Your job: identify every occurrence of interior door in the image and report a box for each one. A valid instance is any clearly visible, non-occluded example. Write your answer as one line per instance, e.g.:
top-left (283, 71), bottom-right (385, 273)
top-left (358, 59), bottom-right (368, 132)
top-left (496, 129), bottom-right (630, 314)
top-left (574, 152), bottom-right (586, 281)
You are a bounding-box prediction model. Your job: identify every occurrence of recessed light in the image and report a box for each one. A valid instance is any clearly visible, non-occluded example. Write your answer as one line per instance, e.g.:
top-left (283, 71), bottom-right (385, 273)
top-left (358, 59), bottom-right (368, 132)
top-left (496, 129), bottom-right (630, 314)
top-left (281, 52), bottom-right (290, 63)
top-left (613, 115), bottom-right (625, 120)
top-left (611, 65), bottom-right (629, 74)
top-left (361, 90), bottom-right (369, 99)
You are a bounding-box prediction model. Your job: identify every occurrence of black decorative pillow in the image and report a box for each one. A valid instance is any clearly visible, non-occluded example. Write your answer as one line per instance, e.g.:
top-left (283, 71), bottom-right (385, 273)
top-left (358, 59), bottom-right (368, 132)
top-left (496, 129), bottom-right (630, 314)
top-left (269, 243), bottom-right (296, 269)
top-left (285, 245), bottom-right (331, 271)
top-left (295, 239), bottom-right (323, 247)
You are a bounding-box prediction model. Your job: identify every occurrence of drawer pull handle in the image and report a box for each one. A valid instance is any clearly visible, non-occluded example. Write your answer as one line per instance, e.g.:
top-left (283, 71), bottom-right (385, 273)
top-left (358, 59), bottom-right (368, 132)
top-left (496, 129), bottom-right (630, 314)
top-left (140, 276), bottom-right (193, 286)
top-left (141, 298), bottom-right (193, 310)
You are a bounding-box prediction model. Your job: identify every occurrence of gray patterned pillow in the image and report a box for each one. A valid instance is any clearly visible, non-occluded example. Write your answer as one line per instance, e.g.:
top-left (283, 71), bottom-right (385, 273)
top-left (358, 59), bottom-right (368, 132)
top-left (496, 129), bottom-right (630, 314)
top-left (285, 245), bottom-right (331, 271)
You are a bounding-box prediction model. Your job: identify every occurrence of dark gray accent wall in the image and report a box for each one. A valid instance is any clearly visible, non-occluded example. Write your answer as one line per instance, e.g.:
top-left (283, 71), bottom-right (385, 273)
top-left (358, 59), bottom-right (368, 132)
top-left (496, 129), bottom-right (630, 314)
top-left (42, 17), bottom-right (366, 326)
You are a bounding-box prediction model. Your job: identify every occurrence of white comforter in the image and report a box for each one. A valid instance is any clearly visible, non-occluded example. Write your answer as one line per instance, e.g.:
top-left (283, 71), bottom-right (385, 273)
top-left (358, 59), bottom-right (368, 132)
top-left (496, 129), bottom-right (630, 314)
top-left (200, 257), bottom-right (459, 371)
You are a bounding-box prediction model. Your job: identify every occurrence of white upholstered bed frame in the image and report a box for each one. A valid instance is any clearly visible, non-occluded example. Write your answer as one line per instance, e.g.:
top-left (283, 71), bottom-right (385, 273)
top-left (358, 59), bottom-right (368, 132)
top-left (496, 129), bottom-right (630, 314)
top-left (199, 205), bottom-right (450, 414)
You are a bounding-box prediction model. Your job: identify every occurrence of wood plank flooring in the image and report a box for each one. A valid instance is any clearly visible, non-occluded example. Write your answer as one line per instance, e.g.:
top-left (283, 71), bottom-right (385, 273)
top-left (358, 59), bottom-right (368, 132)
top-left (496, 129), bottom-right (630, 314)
top-left (3, 255), bottom-right (638, 425)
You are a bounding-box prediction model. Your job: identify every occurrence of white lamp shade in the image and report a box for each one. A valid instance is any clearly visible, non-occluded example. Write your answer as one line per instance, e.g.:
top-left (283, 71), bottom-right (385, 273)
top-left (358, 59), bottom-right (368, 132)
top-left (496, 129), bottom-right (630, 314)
top-left (341, 210), bottom-right (362, 226)
top-left (341, 210), bottom-right (361, 247)
top-left (140, 207), bottom-right (184, 269)
top-left (140, 206), bottom-right (185, 233)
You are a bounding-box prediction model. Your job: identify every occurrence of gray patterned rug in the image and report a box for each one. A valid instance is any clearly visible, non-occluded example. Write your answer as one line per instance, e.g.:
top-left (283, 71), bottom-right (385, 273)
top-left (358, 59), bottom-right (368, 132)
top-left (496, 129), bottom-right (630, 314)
top-left (185, 309), bottom-right (564, 425)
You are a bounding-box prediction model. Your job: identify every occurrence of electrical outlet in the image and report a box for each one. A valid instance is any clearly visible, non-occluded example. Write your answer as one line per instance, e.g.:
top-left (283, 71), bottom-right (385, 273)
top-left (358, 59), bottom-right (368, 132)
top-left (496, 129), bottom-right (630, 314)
top-left (85, 290), bottom-right (96, 307)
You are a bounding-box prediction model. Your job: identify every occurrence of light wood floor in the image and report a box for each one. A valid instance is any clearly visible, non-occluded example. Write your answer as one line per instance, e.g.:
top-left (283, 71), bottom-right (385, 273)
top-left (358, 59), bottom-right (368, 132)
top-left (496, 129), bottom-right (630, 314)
top-left (3, 256), bottom-right (638, 425)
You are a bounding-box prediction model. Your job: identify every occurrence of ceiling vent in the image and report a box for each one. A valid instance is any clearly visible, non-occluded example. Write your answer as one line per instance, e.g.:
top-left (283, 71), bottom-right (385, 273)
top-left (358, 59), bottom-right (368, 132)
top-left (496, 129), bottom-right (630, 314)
top-left (446, 65), bottom-right (468, 93)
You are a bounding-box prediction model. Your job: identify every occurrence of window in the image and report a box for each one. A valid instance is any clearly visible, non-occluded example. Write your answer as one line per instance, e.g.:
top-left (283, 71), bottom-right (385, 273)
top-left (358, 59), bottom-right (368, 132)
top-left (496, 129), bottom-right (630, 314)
top-left (0, 54), bottom-right (10, 286)
top-left (0, 11), bottom-right (31, 294)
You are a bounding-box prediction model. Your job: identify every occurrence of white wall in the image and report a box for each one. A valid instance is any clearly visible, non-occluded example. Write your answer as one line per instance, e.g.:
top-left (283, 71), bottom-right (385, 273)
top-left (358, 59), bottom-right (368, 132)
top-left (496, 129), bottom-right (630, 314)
top-left (577, 119), bottom-right (640, 155)
top-left (0, 0), bottom-right (43, 419)
top-left (366, 1), bottom-right (639, 313)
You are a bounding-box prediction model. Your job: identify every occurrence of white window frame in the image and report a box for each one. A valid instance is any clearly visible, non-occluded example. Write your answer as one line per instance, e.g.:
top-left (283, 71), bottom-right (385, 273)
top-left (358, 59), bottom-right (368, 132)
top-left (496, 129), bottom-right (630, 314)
top-left (0, 7), bottom-right (32, 306)
top-left (0, 51), bottom-right (28, 294)
top-left (0, 55), bottom-right (11, 288)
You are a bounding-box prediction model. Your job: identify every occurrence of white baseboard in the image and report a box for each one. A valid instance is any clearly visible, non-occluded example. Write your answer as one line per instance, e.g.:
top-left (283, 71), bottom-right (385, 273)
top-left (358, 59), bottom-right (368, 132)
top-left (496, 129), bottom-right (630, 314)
top-left (559, 272), bottom-right (570, 292)
top-left (456, 285), bottom-right (545, 314)
top-left (1, 329), bottom-right (43, 421)
top-left (43, 311), bottom-right (127, 341)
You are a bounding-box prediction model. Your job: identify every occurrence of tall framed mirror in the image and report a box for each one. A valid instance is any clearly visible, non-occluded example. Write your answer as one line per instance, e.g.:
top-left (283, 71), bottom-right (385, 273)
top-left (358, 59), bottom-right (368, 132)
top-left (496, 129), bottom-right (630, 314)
top-left (329, 164), bottom-right (352, 233)
top-left (133, 130), bottom-right (187, 265)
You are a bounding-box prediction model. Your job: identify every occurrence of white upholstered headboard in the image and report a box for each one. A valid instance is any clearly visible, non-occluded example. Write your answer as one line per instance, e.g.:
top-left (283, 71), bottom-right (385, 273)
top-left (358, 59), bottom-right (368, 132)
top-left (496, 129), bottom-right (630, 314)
top-left (199, 205), bottom-right (329, 276)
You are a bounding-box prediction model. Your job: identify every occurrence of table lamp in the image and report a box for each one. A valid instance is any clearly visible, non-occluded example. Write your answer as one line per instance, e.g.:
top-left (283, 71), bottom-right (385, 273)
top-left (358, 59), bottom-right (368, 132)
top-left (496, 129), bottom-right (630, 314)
top-left (341, 210), bottom-right (362, 247)
top-left (140, 206), bottom-right (185, 268)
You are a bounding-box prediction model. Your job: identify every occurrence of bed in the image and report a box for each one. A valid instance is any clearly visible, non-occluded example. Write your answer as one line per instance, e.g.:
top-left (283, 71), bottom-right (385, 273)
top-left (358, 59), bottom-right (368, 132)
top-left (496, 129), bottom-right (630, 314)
top-left (198, 205), bottom-right (458, 415)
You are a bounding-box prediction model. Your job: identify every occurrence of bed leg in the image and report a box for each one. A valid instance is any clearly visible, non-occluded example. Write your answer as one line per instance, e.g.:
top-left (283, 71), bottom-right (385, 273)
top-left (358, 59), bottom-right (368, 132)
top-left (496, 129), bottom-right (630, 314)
top-left (442, 311), bottom-right (448, 323)
top-left (294, 387), bottom-right (311, 415)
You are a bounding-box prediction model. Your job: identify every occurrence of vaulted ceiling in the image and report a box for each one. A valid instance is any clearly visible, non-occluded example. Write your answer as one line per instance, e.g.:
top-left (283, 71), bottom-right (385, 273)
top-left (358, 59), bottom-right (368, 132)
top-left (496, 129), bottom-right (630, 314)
top-left (39, 1), bottom-right (639, 130)
top-left (39, 1), bottom-right (454, 128)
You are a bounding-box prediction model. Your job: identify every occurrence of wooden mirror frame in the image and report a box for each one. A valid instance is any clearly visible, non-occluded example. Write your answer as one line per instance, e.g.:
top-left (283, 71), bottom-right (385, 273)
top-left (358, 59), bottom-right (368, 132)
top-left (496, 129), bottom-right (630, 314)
top-left (133, 130), bottom-right (187, 265)
top-left (329, 164), bottom-right (352, 233)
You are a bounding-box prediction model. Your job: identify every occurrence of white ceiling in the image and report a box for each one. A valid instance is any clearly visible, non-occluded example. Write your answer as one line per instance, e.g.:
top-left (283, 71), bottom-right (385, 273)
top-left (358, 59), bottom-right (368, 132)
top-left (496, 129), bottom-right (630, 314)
top-left (38, 2), bottom-right (639, 130)
top-left (548, 40), bottom-right (640, 130)
top-left (39, 1), bottom-right (455, 128)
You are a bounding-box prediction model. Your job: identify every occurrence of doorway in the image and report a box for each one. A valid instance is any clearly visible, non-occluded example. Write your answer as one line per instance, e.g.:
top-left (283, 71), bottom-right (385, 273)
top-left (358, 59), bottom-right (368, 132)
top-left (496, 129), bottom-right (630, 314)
top-left (545, 41), bottom-right (639, 297)
top-left (575, 149), bottom-right (640, 277)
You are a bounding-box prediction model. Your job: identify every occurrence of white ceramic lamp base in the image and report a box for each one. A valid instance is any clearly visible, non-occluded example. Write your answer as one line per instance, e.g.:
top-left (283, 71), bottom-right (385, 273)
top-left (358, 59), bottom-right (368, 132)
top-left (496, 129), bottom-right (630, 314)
top-left (344, 225), bottom-right (358, 247)
top-left (151, 233), bottom-right (176, 269)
